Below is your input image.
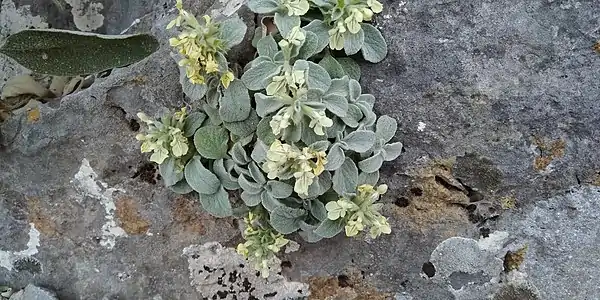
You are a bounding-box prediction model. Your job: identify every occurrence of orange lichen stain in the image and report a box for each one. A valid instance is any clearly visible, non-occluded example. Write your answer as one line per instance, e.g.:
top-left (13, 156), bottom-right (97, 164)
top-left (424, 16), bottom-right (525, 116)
top-left (503, 245), bottom-right (528, 272)
top-left (308, 268), bottom-right (391, 300)
top-left (26, 107), bottom-right (40, 123)
top-left (594, 41), bottom-right (600, 54)
top-left (390, 159), bottom-right (470, 234)
top-left (26, 196), bottom-right (57, 236)
top-left (170, 196), bottom-right (207, 234)
top-left (532, 138), bottom-right (566, 171)
top-left (115, 197), bottom-right (150, 235)
top-left (129, 75), bottom-right (147, 85)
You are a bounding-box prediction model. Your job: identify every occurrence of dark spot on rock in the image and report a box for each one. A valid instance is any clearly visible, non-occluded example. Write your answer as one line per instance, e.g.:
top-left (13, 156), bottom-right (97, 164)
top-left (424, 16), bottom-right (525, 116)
top-left (192, 254), bottom-right (199, 259)
top-left (263, 291), bottom-right (277, 298)
top-left (400, 279), bottom-right (409, 288)
top-left (248, 296), bottom-right (258, 300)
top-left (216, 291), bottom-right (228, 299)
top-left (255, 271), bottom-right (261, 277)
top-left (297, 289), bottom-right (303, 294)
top-left (337, 274), bottom-right (351, 287)
top-left (242, 278), bottom-right (252, 292)
top-left (131, 163), bottom-right (158, 184)
top-left (422, 262), bottom-right (436, 278)
top-left (281, 260), bottom-right (292, 268)
top-left (480, 227), bottom-right (491, 238)
top-left (504, 246), bottom-right (528, 272)
top-left (211, 295), bottom-right (217, 300)
top-left (13, 257), bottom-right (42, 274)
top-left (435, 175), bottom-right (464, 192)
top-left (410, 187), bottom-right (423, 196)
top-left (203, 265), bottom-right (212, 272)
top-left (129, 118), bottom-right (140, 131)
top-left (395, 196), bottom-right (410, 207)
top-left (239, 263), bottom-right (245, 268)
top-left (228, 271), bottom-right (238, 283)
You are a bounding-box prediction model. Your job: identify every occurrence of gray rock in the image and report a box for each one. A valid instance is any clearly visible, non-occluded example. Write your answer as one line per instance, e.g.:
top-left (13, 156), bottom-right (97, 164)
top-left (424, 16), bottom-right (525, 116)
top-left (9, 284), bottom-right (57, 300)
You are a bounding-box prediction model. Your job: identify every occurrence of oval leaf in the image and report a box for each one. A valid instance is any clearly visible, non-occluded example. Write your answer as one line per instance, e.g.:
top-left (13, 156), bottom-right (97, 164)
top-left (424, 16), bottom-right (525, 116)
top-left (223, 109), bottom-right (259, 138)
top-left (169, 180), bottom-right (194, 194)
top-left (194, 125), bottom-right (229, 159)
top-left (342, 130), bottom-right (376, 153)
top-left (0, 29), bottom-right (158, 76)
top-left (219, 15), bottom-right (247, 48)
top-left (318, 54), bottom-right (346, 79)
top-left (332, 158), bottom-right (358, 195)
top-left (198, 186), bottom-right (233, 217)
top-left (219, 79), bottom-right (251, 122)
top-left (159, 157), bottom-right (183, 186)
top-left (361, 24), bottom-right (388, 63)
top-left (247, 0), bottom-right (280, 13)
top-left (324, 143), bottom-right (346, 171)
top-left (358, 152), bottom-right (385, 173)
top-left (257, 35), bottom-right (278, 58)
top-left (383, 142), bottom-right (403, 161)
top-left (306, 61), bottom-right (332, 93)
top-left (274, 13), bottom-right (300, 39)
top-left (376, 115), bottom-right (398, 143)
top-left (270, 206), bottom-right (306, 234)
top-left (241, 191), bottom-right (262, 206)
top-left (266, 181), bottom-right (294, 199)
top-left (184, 156), bottom-right (220, 194)
top-left (314, 219), bottom-right (344, 238)
top-left (302, 20), bottom-right (329, 53)
top-left (183, 112), bottom-right (206, 137)
top-left (238, 174), bottom-right (264, 194)
top-left (310, 200), bottom-right (327, 222)
top-left (241, 61), bottom-right (281, 90)
top-left (344, 29), bottom-right (364, 55)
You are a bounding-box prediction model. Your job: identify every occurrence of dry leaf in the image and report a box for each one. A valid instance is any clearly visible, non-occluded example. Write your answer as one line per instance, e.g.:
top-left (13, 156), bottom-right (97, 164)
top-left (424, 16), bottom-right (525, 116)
top-left (49, 76), bottom-right (70, 97)
top-left (1, 75), bottom-right (50, 100)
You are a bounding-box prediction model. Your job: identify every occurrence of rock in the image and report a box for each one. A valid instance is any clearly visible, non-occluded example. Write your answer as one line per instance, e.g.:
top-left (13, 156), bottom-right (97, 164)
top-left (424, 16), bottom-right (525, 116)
top-left (9, 284), bottom-right (57, 300)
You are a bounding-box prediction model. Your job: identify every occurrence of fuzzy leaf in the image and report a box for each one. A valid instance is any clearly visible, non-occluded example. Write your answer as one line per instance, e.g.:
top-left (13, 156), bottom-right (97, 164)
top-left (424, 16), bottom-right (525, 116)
top-left (344, 29), bottom-right (364, 55)
top-left (358, 171), bottom-right (380, 186)
top-left (248, 162), bottom-right (266, 185)
top-left (183, 112), bottom-right (206, 137)
top-left (230, 141), bottom-right (250, 165)
top-left (223, 110), bottom-right (259, 138)
top-left (274, 13), bottom-right (300, 38)
top-left (332, 158), bottom-right (358, 195)
top-left (238, 174), bottom-right (264, 194)
top-left (241, 191), bottom-right (262, 206)
top-left (266, 181), bottom-right (294, 198)
top-left (241, 61), bottom-right (281, 90)
top-left (337, 58), bottom-right (361, 81)
top-left (255, 93), bottom-right (285, 117)
top-left (310, 140), bottom-right (330, 152)
top-left (323, 94), bottom-right (348, 117)
top-left (298, 221), bottom-right (323, 243)
top-left (302, 20), bottom-right (329, 53)
top-left (361, 24), bottom-right (388, 63)
top-left (342, 130), bottom-right (376, 153)
top-left (194, 125), bottom-right (229, 159)
top-left (325, 143), bottom-right (346, 171)
top-left (219, 15), bottom-right (247, 48)
top-left (310, 200), bottom-right (327, 222)
top-left (262, 192), bottom-right (282, 212)
top-left (199, 186), bottom-right (232, 217)
top-left (383, 142), bottom-right (403, 161)
top-left (203, 104), bottom-right (222, 125)
top-left (297, 31), bottom-right (319, 59)
top-left (307, 61), bottom-right (332, 93)
top-left (358, 152), bottom-right (384, 173)
top-left (376, 115), bottom-right (398, 143)
top-left (356, 94), bottom-right (375, 110)
top-left (219, 79), bottom-right (251, 122)
top-left (213, 159), bottom-right (240, 190)
top-left (340, 104), bottom-right (363, 128)
top-left (326, 76), bottom-right (350, 97)
top-left (247, 0), bottom-right (279, 13)
top-left (306, 171), bottom-right (332, 198)
top-left (159, 157), bottom-right (183, 186)
top-left (257, 117), bottom-right (277, 145)
top-left (349, 79), bottom-right (361, 100)
top-left (184, 156), bottom-right (220, 194)
top-left (314, 219), bottom-right (344, 238)
top-left (301, 123), bottom-right (327, 145)
top-left (318, 54), bottom-right (346, 79)
top-left (169, 180), bottom-right (194, 194)
top-left (257, 35), bottom-right (278, 58)
top-left (270, 206), bottom-right (306, 234)
top-left (251, 140), bottom-right (269, 163)
top-left (0, 29), bottom-right (158, 76)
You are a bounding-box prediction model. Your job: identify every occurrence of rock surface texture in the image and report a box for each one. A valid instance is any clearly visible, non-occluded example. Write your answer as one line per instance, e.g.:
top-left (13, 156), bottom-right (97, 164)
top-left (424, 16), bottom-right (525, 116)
top-left (1, 0), bottom-right (599, 299)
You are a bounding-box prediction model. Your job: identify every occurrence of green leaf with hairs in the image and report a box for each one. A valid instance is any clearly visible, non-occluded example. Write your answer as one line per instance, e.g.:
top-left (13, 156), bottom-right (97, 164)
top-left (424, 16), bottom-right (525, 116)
top-left (193, 125), bottom-right (229, 159)
top-left (219, 14), bottom-right (247, 48)
top-left (314, 219), bottom-right (344, 238)
top-left (219, 79), bottom-right (251, 122)
top-left (184, 156), bottom-right (220, 194)
top-left (198, 186), bottom-right (232, 217)
top-left (332, 158), bottom-right (358, 195)
top-left (0, 29), bottom-right (158, 76)
top-left (361, 24), bottom-right (388, 63)
top-left (270, 206), bottom-right (306, 234)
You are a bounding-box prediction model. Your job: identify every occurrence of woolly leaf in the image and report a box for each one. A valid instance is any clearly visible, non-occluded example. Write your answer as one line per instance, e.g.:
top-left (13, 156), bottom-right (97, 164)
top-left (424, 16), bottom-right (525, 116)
top-left (266, 181), bottom-right (294, 198)
top-left (383, 142), bottom-right (403, 161)
top-left (274, 12), bottom-right (300, 38)
top-left (183, 112), bottom-right (206, 137)
top-left (314, 219), bottom-right (344, 238)
top-left (257, 35), bottom-right (278, 58)
top-left (310, 140), bottom-right (331, 152)
top-left (337, 57), bottom-right (361, 81)
top-left (358, 152), bottom-right (384, 173)
top-left (241, 191), bottom-right (262, 206)
top-left (323, 94), bottom-right (348, 117)
top-left (376, 115), bottom-right (398, 143)
top-left (194, 125), bottom-right (229, 159)
top-left (257, 117), bottom-right (277, 145)
top-left (203, 104), bottom-right (222, 125)
top-left (302, 20), bottom-right (329, 53)
top-left (325, 143), bottom-right (345, 171)
top-left (344, 29), bottom-right (364, 55)
top-left (299, 221), bottom-right (323, 243)
top-left (247, 0), bottom-right (279, 13)
top-left (248, 162), bottom-right (266, 185)
top-left (255, 93), bottom-right (285, 117)
top-left (306, 61), bottom-right (331, 93)
top-left (332, 158), bottom-right (358, 195)
top-left (306, 171), bottom-right (332, 198)
top-left (349, 79), bottom-right (361, 100)
top-left (340, 104), bottom-right (363, 128)
top-left (342, 130), bottom-right (376, 153)
top-left (0, 29), bottom-right (158, 76)
top-left (251, 140), bottom-right (269, 164)
top-left (169, 180), bottom-right (194, 194)
top-left (318, 54), bottom-right (346, 79)
top-left (361, 24), bottom-right (388, 63)
top-left (230, 141), bottom-right (250, 165)
top-left (358, 171), bottom-right (380, 186)
top-left (241, 61), bottom-right (281, 90)
top-left (238, 174), bottom-right (264, 194)
top-left (270, 206), bottom-right (306, 234)
top-left (213, 159), bottom-right (240, 190)
top-left (223, 109), bottom-right (259, 138)
top-left (198, 186), bottom-right (232, 217)
top-left (159, 157), bottom-right (183, 186)
top-left (219, 15), bottom-right (247, 48)
top-left (310, 199), bottom-right (327, 222)
top-left (326, 76), bottom-right (350, 97)
top-left (356, 94), bottom-right (375, 110)
top-left (262, 192), bottom-right (282, 212)
top-left (184, 156), bottom-right (220, 194)
top-left (297, 31), bottom-right (320, 59)
top-left (219, 79), bottom-right (251, 122)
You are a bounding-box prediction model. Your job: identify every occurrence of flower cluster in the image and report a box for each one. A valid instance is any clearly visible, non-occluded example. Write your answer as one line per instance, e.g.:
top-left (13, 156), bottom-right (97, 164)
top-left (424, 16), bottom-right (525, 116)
top-left (328, 0), bottom-right (383, 50)
top-left (325, 184), bottom-right (391, 238)
top-left (135, 108), bottom-right (189, 164)
top-left (236, 212), bottom-right (289, 278)
top-left (167, 0), bottom-right (234, 87)
top-left (263, 140), bottom-right (327, 196)
top-left (282, 0), bottom-right (310, 16)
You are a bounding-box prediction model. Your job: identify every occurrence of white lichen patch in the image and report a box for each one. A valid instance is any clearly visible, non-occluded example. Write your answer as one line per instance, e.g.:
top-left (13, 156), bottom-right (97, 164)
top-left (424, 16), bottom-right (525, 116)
top-left (64, 0), bottom-right (105, 31)
top-left (0, 223), bottom-right (41, 271)
top-left (72, 158), bottom-right (126, 249)
top-left (183, 242), bottom-right (309, 300)
top-left (417, 122), bottom-right (426, 131)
